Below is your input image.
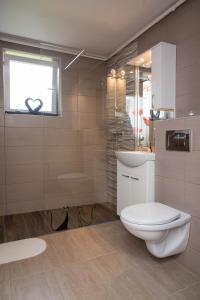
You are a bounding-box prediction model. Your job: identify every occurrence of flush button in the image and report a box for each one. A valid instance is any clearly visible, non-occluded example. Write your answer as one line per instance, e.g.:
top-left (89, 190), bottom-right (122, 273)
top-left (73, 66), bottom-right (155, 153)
top-left (166, 129), bottom-right (191, 151)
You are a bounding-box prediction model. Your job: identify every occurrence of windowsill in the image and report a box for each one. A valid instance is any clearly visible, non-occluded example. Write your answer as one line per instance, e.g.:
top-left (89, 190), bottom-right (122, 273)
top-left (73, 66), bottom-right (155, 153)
top-left (5, 111), bottom-right (59, 116)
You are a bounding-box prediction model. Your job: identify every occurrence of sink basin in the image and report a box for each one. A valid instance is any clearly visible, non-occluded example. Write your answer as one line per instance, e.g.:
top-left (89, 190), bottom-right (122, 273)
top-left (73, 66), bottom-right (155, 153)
top-left (115, 151), bottom-right (155, 167)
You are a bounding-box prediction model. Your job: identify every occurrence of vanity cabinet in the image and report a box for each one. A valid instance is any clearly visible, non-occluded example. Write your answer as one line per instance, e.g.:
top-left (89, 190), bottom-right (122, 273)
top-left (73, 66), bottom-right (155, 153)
top-left (152, 42), bottom-right (176, 110)
top-left (117, 161), bottom-right (155, 215)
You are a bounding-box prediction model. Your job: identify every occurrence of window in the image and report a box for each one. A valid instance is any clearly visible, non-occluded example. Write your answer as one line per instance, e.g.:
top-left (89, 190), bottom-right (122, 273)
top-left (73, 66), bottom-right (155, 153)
top-left (3, 49), bottom-right (61, 115)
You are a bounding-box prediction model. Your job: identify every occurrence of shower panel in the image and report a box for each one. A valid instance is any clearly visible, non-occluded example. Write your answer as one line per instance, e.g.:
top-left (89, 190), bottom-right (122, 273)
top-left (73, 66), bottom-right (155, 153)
top-left (0, 41), bottom-right (117, 243)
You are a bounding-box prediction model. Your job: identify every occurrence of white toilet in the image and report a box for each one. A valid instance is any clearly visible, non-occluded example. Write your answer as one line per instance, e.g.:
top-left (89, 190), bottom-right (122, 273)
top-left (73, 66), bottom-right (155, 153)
top-left (116, 151), bottom-right (191, 258)
top-left (120, 202), bottom-right (191, 258)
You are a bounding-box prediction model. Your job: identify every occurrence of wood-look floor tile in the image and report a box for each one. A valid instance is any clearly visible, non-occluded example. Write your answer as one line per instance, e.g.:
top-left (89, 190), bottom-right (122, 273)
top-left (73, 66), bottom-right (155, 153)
top-left (47, 226), bottom-right (116, 264)
top-left (87, 251), bottom-right (136, 282)
top-left (106, 271), bottom-right (153, 300)
top-left (54, 263), bottom-right (107, 300)
top-left (10, 272), bottom-right (64, 300)
top-left (8, 242), bottom-right (61, 280)
top-left (139, 259), bottom-right (199, 295)
top-left (0, 220), bottom-right (199, 300)
top-left (163, 281), bottom-right (200, 300)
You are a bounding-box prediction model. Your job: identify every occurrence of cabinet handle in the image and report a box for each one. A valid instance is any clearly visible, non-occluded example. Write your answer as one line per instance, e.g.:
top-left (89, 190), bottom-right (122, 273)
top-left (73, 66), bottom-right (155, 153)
top-left (122, 174), bottom-right (129, 178)
top-left (130, 176), bottom-right (139, 180)
top-left (152, 94), bottom-right (155, 109)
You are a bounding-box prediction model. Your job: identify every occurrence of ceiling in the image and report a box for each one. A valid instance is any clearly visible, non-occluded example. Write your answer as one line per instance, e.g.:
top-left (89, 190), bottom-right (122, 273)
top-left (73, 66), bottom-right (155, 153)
top-left (0, 0), bottom-right (184, 59)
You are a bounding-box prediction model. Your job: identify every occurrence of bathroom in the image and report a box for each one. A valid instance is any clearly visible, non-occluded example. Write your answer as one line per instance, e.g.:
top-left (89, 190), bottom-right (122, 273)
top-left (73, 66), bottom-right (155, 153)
top-left (0, 0), bottom-right (200, 299)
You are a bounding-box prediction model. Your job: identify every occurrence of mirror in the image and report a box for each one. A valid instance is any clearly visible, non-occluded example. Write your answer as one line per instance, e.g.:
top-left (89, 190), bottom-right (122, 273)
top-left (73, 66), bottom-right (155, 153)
top-left (120, 48), bottom-right (173, 150)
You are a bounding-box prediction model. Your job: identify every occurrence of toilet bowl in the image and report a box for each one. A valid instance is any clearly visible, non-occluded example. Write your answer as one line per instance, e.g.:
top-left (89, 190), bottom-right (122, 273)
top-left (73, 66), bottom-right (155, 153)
top-left (120, 202), bottom-right (191, 258)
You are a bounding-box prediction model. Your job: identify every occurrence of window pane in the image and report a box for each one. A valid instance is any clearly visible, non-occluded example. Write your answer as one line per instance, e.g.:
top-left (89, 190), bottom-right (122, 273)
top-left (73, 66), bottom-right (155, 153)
top-left (10, 60), bottom-right (54, 112)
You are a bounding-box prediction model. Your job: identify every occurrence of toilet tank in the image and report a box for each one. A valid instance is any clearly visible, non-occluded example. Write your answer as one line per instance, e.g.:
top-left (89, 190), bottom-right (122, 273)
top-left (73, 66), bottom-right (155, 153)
top-left (116, 151), bottom-right (155, 215)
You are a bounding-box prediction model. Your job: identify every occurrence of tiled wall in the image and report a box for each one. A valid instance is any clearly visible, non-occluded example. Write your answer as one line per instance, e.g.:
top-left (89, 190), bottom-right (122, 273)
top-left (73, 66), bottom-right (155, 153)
top-left (0, 41), bottom-right (106, 215)
top-left (155, 116), bottom-right (200, 275)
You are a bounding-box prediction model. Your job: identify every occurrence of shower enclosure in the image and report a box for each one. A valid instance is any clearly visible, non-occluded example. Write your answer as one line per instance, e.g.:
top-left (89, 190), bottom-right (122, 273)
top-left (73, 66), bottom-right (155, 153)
top-left (0, 42), bottom-right (117, 243)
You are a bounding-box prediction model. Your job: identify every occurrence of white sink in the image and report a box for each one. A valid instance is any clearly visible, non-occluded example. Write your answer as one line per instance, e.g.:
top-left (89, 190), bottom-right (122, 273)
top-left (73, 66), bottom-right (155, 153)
top-left (115, 151), bottom-right (155, 167)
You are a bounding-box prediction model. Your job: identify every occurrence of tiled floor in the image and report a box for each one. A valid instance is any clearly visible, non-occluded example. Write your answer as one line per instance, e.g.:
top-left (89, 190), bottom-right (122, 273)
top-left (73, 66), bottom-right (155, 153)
top-left (0, 203), bottom-right (118, 243)
top-left (0, 220), bottom-right (200, 300)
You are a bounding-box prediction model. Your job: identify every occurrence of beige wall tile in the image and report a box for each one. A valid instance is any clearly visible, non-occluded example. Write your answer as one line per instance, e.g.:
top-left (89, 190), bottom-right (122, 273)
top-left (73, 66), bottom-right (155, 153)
top-left (6, 200), bottom-right (45, 215)
top-left (44, 161), bottom-right (82, 181)
top-left (6, 164), bottom-right (43, 184)
top-left (176, 63), bottom-right (199, 98)
top-left (82, 145), bottom-right (105, 163)
top-left (78, 113), bottom-right (101, 129)
top-left (78, 78), bottom-right (97, 97)
top-left (176, 33), bottom-right (200, 70)
top-left (94, 175), bottom-right (107, 203)
top-left (62, 95), bottom-right (78, 112)
top-left (44, 193), bottom-right (72, 209)
top-left (0, 281), bottom-right (10, 299)
top-left (44, 128), bottom-right (79, 146)
top-left (184, 182), bottom-right (200, 218)
top-left (184, 116), bottom-right (200, 150)
top-left (0, 163), bottom-right (5, 185)
top-left (44, 146), bottom-right (82, 163)
top-left (155, 176), bottom-right (185, 210)
top-left (106, 77), bottom-right (115, 98)
top-left (80, 129), bottom-right (105, 146)
top-left (176, 93), bottom-right (200, 117)
top-left (0, 147), bottom-right (4, 164)
top-left (0, 108), bottom-right (4, 126)
top-left (116, 78), bottom-right (126, 98)
top-left (45, 177), bottom-right (94, 196)
top-left (179, 247), bottom-right (200, 276)
top-left (155, 151), bottom-right (185, 181)
top-left (6, 147), bottom-right (43, 164)
top-left (62, 70), bottom-right (78, 95)
top-left (78, 96), bottom-right (97, 113)
top-left (5, 127), bottom-right (43, 146)
top-left (45, 179), bottom-right (72, 195)
top-left (43, 112), bottom-right (78, 129)
top-left (185, 151), bottom-right (200, 184)
top-left (6, 182), bottom-right (43, 203)
top-left (0, 127), bottom-right (4, 146)
top-left (0, 185), bottom-right (6, 216)
top-left (5, 114), bottom-right (44, 128)
top-left (72, 192), bottom-right (96, 206)
top-left (96, 95), bottom-right (104, 114)
top-left (0, 91), bottom-right (3, 108)
top-left (189, 216), bottom-right (200, 253)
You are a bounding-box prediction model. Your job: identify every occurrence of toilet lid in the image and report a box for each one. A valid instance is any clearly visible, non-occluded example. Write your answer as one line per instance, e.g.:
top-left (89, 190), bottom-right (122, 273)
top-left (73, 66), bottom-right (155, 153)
top-left (121, 202), bottom-right (181, 225)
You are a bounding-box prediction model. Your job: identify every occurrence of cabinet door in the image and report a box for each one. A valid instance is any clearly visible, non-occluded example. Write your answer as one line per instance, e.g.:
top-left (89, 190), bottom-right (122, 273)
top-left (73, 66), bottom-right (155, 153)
top-left (117, 173), bottom-right (132, 214)
top-left (152, 42), bottom-right (176, 110)
top-left (129, 175), bottom-right (146, 205)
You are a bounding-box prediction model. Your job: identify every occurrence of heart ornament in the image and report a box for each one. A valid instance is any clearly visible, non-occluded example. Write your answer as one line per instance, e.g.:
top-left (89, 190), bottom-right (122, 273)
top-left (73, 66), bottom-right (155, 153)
top-left (25, 98), bottom-right (43, 114)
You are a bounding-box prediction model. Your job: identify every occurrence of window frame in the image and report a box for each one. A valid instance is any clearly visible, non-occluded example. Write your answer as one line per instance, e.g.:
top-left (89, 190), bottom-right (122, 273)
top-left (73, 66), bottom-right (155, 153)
top-left (3, 49), bottom-right (61, 116)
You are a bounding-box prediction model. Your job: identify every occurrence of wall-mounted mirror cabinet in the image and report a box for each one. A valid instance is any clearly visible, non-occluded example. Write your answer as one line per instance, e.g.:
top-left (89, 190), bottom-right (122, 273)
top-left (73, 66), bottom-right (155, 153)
top-left (107, 42), bottom-right (176, 151)
top-left (128, 42), bottom-right (176, 111)
top-left (125, 42), bottom-right (176, 149)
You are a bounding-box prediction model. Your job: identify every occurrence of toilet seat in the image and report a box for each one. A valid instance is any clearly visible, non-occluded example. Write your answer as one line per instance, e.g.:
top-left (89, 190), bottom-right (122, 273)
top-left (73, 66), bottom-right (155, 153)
top-left (121, 202), bottom-right (181, 226)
